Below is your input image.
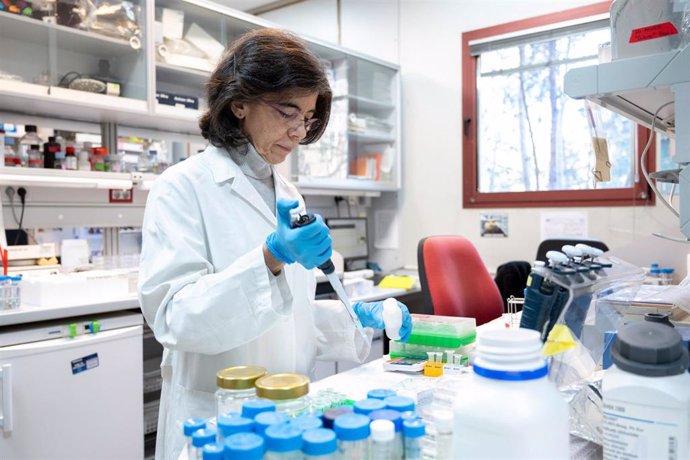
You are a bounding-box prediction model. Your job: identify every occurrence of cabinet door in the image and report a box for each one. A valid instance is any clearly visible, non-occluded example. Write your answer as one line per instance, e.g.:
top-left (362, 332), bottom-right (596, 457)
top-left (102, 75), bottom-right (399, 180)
top-left (293, 44), bottom-right (401, 192)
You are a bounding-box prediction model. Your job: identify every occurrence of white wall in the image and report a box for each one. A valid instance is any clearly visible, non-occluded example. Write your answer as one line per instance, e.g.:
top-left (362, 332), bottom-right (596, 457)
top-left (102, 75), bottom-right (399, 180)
top-left (264, 0), bottom-right (689, 276)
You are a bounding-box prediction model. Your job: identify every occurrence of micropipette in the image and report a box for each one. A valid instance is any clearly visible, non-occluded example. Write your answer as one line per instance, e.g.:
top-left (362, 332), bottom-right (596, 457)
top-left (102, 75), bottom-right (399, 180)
top-left (291, 209), bottom-right (368, 341)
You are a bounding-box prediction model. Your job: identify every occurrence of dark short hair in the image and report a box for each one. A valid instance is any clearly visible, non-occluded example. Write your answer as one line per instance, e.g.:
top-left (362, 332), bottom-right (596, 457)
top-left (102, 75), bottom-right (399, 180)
top-left (199, 28), bottom-right (332, 149)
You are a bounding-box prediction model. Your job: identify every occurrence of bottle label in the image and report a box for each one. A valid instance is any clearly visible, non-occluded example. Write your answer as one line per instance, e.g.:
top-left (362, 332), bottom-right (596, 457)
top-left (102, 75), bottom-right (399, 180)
top-left (603, 398), bottom-right (688, 460)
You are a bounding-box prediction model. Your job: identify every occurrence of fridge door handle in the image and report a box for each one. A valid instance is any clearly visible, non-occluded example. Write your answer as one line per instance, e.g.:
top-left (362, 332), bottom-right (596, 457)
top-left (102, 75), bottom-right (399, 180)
top-left (0, 363), bottom-right (12, 433)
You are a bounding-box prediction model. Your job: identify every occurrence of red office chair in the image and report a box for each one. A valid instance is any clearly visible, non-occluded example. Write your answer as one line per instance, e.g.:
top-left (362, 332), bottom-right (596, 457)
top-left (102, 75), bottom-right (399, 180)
top-left (418, 236), bottom-right (504, 326)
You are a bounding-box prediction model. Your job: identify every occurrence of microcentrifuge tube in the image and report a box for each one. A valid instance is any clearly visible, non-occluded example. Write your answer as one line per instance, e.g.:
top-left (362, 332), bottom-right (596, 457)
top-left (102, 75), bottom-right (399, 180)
top-left (427, 352), bottom-right (435, 363)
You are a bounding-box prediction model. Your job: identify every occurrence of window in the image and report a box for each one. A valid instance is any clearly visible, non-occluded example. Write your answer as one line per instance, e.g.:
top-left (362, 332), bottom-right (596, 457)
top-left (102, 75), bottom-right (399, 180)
top-left (462, 2), bottom-right (654, 208)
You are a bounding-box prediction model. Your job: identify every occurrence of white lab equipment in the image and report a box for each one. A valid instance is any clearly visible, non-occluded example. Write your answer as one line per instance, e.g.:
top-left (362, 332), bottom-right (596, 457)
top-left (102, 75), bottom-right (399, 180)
top-left (215, 365), bottom-right (265, 421)
top-left (0, 311), bottom-right (144, 459)
top-left (382, 297), bottom-right (402, 340)
top-left (564, 0), bottom-right (690, 240)
top-left (602, 321), bottom-right (690, 460)
top-left (452, 329), bottom-right (569, 459)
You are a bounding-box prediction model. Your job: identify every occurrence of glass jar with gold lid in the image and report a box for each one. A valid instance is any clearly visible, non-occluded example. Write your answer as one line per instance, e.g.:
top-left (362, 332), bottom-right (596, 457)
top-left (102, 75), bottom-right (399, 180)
top-left (255, 373), bottom-right (311, 417)
top-left (215, 365), bottom-right (267, 420)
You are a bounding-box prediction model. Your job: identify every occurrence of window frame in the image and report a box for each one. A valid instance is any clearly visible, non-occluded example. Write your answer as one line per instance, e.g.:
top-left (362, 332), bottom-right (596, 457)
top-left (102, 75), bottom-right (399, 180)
top-left (462, 1), bottom-right (655, 209)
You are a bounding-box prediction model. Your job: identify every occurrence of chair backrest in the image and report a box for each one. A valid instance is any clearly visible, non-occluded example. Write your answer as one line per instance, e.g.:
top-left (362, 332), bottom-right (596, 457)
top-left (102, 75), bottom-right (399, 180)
top-left (535, 238), bottom-right (609, 262)
top-left (417, 236), bottom-right (504, 326)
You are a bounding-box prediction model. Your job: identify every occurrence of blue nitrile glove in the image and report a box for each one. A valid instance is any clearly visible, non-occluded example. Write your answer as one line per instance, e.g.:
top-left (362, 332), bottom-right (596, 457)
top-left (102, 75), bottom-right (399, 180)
top-left (265, 199), bottom-right (332, 269)
top-left (352, 300), bottom-right (413, 343)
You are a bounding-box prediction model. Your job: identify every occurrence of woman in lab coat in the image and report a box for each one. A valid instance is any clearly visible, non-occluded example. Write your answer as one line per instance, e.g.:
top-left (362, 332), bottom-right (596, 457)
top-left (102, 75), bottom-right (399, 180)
top-left (138, 28), bottom-right (411, 459)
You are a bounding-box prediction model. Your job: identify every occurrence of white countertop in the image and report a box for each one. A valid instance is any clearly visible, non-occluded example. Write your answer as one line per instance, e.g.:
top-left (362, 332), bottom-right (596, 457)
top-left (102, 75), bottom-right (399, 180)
top-left (0, 296), bottom-right (140, 326)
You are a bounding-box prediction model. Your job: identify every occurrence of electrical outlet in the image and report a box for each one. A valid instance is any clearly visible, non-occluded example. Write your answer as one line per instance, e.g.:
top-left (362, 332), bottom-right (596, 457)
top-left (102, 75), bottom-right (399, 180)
top-left (109, 188), bottom-right (133, 203)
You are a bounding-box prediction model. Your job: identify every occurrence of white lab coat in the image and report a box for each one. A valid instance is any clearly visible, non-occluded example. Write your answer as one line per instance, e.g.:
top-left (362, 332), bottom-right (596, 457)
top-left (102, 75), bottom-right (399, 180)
top-left (138, 144), bottom-right (372, 460)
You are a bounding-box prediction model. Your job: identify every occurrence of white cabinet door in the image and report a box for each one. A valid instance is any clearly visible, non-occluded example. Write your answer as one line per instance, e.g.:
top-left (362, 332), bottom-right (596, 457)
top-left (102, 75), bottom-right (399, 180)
top-left (0, 326), bottom-right (143, 460)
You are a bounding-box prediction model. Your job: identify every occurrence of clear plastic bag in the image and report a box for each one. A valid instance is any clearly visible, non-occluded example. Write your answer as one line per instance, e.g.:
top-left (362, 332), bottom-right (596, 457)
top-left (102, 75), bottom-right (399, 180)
top-left (58, 0), bottom-right (141, 47)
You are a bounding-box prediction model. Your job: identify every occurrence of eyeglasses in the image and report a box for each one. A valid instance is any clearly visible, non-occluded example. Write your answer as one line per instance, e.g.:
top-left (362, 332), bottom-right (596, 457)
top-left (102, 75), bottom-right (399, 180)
top-left (263, 101), bottom-right (321, 133)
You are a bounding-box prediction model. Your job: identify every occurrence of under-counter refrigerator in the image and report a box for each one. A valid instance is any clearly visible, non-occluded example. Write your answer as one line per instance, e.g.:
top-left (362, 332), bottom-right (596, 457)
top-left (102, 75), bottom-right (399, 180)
top-left (0, 311), bottom-right (144, 459)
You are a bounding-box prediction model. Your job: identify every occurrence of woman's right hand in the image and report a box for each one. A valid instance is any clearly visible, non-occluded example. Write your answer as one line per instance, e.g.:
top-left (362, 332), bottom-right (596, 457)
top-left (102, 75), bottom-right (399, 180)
top-left (265, 199), bottom-right (332, 269)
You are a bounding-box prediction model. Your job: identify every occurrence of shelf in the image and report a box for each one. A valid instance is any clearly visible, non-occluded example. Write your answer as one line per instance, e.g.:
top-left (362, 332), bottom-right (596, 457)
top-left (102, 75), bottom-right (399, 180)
top-left (336, 95), bottom-right (395, 113)
top-left (295, 176), bottom-right (396, 193)
top-left (0, 168), bottom-right (133, 189)
top-left (153, 103), bottom-right (201, 122)
top-left (347, 131), bottom-right (395, 143)
top-left (156, 62), bottom-right (211, 86)
top-left (0, 12), bottom-right (137, 57)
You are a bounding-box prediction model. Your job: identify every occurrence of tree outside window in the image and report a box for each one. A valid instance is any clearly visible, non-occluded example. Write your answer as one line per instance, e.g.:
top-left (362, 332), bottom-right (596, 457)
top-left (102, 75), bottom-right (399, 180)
top-left (463, 2), bottom-right (654, 208)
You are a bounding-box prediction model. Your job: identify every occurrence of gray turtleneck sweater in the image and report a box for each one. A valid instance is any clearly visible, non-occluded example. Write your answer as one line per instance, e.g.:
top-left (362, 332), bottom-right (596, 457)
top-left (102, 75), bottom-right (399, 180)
top-left (228, 144), bottom-right (276, 215)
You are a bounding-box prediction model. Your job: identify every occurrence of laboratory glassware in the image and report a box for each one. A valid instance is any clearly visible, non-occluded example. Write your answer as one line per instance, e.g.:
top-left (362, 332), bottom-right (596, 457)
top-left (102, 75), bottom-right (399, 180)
top-left (370, 419), bottom-right (395, 460)
top-left (333, 413), bottom-right (370, 460)
top-left (215, 365), bottom-right (266, 420)
top-left (264, 424), bottom-right (303, 459)
top-left (255, 373), bottom-right (310, 417)
top-left (302, 428), bottom-right (338, 459)
top-left (403, 418), bottom-right (425, 460)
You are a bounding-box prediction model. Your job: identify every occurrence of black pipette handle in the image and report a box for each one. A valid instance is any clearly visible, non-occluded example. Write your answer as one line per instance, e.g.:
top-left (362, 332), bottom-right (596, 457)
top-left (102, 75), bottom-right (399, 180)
top-left (292, 213), bottom-right (335, 274)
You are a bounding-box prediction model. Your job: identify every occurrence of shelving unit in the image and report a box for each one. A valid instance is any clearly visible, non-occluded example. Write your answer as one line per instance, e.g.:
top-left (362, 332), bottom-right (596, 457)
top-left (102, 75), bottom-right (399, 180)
top-left (0, 0), bottom-right (401, 192)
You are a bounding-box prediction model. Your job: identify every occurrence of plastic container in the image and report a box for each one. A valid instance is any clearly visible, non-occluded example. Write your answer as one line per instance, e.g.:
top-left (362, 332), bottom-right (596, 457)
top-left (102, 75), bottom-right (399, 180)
top-left (322, 406), bottom-right (353, 429)
top-left (28, 144), bottom-right (43, 168)
top-left (183, 417), bottom-right (206, 460)
top-left (603, 321), bottom-right (690, 459)
top-left (434, 410), bottom-right (453, 460)
top-left (370, 419), bottom-right (395, 460)
top-left (191, 427), bottom-right (217, 460)
top-left (402, 419), bottom-right (425, 460)
top-left (383, 396), bottom-right (414, 413)
top-left (660, 268), bottom-right (675, 285)
top-left (382, 297), bottom-right (402, 340)
top-left (255, 373), bottom-right (310, 417)
top-left (333, 413), bottom-right (370, 459)
top-left (225, 432), bottom-right (265, 460)
top-left (264, 423), bottom-right (303, 459)
top-left (65, 146), bottom-right (77, 170)
top-left (43, 136), bottom-right (59, 169)
top-left (217, 414), bottom-right (254, 441)
top-left (367, 389), bottom-right (396, 401)
top-left (369, 409), bottom-right (403, 459)
top-left (289, 414), bottom-right (323, 433)
top-left (452, 329), bottom-right (569, 459)
top-left (254, 411), bottom-right (289, 437)
top-left (302, 428), bottom-right (338, 459)
top-left (241, 399), bottom-right (276, 419)
top-left (406, 314), bottom-right (476, 348)
top-left (353, 398), bottom-right (386, 416)
top-left (201, 441), bottom-right (224, 460)
top-left (216, 365), bottom-right (266, 420)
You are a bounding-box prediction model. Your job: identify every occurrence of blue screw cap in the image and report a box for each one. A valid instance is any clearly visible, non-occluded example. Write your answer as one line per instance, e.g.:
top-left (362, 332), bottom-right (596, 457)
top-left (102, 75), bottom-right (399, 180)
top-left (321, 406), bottom-right (353, 429)
top-left (367, 388), bottom-right (397, 400)
top-left (201, 441), bottom-right (225, 460)
top-left (333, 413), bottom-right (370, 441)
top-left (384, 395), bottom-right (415, 413)
top-left (217, 415), bottom-right (254, 437)
top-left (289, 414), bottom-right (323, 432)
top-left (225, 432), bottom-right (265, 460)
top-left (370, 409), bottom-right (403, 431)
top-left (265, 424), bottom-right (303, 452)
top-left (241, 399), bottom-right (276, 419)
top-left (403, 419), bottom-right (426, 438)
top-left (302, 428), bottom-right (337, 456)
top-left (353, 398), bottom-right (387, 416)
top-left (254, 411), bottom-right (289, 436)
top-left (183, 418), bottom-right (206, 436)
top-left (192, 427), bottom-right (217, 447)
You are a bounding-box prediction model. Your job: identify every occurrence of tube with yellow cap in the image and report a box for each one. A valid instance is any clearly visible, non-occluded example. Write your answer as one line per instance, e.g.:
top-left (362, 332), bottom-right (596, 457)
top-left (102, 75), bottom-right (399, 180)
top-left (255, 373), bottom-right (311, 418)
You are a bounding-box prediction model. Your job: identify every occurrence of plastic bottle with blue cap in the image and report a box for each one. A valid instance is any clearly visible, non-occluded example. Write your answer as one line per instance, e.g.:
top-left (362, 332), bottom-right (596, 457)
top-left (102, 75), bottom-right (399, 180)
top-left (225, 432), bottom-right (265, 460)
top-left (289, 414), bottom-right (323, 432)
top-left (241, 398), bottom-right (276, 419)
top-left (191, 427), bottom-right (217, 460)
top-left (452, 328), bottom-right (569, 458)
top-left (217, 414), bottom-right (254, 441)
top-left (183, 418), bottom-right (206, 460)
top-left (370, 419), bottom-right (395, 460)
top-left (370, 409), bottom-right (403, 459)
top-left (321, 406), bottom-right (353, 429)
top-left (264, 423), bottom-right (304, 459)
top-left (353, 398), bottom-right (386, 416)
top-left (333, 413), bottom-right (371, 459)
top-left (201, 441), bottom-right (225, 460)
top-left (402, 418), bottom-right (425, 460)
top-left (254, 411), bottom-right (290, 437)
top-left (383, 395), bottom-right (415, 413)
top-left (302, 428), bottom-right (338, 459)
top-left (367, 389), bottom-right (396, 401)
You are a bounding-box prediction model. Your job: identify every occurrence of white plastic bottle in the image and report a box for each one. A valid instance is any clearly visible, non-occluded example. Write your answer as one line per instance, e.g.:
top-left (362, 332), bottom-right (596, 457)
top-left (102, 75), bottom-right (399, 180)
top-left (382, 297), bottom-right (402, 340)
top-left (371, 419), bottom-right (395, 460)
top-left (452, 328), bottom-right (569, 459)
top-left (603, 321), bottom-right (690, 460)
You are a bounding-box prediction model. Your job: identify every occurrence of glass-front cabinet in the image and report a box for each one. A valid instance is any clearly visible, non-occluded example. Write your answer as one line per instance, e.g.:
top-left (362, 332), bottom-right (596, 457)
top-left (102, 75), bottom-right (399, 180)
top-left (0, 0), bottom-right (401, 193)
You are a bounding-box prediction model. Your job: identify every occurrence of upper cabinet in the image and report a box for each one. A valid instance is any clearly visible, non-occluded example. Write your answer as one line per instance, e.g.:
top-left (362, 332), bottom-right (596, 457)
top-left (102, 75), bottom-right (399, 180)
top-left (0, 0), bottom-right (401, 193)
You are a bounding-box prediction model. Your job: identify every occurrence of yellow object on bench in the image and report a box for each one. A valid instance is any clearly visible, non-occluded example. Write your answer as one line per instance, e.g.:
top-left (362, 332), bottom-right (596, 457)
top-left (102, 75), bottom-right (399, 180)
top-left (378, 275), bottom-right (416, 290)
